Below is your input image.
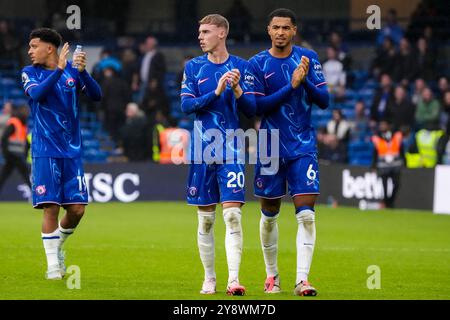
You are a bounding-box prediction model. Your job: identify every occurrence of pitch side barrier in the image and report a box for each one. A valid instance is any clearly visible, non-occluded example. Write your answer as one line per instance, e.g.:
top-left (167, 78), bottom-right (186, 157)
top-left (1, 162), bottom-right (448, 213)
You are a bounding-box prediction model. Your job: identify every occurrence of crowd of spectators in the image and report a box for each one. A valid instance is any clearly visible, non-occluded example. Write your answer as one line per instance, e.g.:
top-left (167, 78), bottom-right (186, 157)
top-left (1, 1), bottom-right (449, 166)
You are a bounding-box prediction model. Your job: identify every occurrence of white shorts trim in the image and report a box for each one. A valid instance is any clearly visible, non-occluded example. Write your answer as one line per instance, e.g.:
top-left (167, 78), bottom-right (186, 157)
top-left (254, 194), bottom-right (286, 199)
top-left (33, 201), bottom-right (61, 209)
top-left (291, 192), bottom-right (320, 198)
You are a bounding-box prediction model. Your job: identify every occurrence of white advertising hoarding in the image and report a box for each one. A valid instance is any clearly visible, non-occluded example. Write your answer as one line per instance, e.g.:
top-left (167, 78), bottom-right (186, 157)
top-left (433, 165), bottom-right (450, 215)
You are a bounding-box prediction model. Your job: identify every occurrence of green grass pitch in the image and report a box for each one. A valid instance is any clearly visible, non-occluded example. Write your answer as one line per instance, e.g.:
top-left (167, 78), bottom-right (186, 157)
top-left (0, 201), bottom-right (449, 300)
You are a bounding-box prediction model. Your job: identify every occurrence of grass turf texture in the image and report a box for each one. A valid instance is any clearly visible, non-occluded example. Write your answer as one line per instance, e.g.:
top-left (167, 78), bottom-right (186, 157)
top-left (0, 201), bottom-right (449, 300)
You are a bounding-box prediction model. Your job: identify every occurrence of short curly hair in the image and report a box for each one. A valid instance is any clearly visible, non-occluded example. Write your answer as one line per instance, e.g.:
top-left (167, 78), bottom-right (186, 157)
top-left (29, 28), bottom-right (62, 48)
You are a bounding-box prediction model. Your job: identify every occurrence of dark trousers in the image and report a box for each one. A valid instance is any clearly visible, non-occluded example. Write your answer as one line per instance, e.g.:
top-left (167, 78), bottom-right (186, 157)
top-left (0, 154), bottom-right (31, 193)
top-left (379, 168), bottom-right (401, 208)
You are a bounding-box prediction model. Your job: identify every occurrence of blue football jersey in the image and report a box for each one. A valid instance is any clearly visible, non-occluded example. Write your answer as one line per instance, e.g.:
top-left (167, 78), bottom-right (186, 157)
top-left (249, 46), bottom-right (327, 159)
top-left (180, 54), bottom-right (256, 163)
top-left (22, 61), bottom-right (86, 158)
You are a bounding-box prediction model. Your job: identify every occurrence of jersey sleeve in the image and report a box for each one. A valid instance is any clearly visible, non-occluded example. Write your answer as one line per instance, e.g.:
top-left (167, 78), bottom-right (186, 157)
top-left (245, 59), bottom-right (265, 97)
top-left (21, 67), bottom-right (39, 95)
top-left (180, 61), bottom-right (198, 98)
top-left (308, 52), bottom-right (327, 88)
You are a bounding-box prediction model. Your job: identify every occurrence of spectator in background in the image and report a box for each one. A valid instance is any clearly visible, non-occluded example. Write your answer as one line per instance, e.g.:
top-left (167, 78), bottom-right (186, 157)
top-left (325, 109), bottom-right (351, 162)
top-left (371, 37), bottom-right (397, 79)
top-left (349, 101), bottom-right (371, 142)
top-left (92, 48), bottom-right (123, 83)
top-left (437, 91), bottom-right (450, 164)
top-left (393, 38), bottom-right (417, 86)
top-left (437, 76), bottom-right (448, 101)
top-left (371, 119), bottom-right (405, 208)
top-left (141, 78), bottom-right (171, 122)
top-left (377, 9), bottom-right (404, 47)
top-left (120, 48), bottom-right (140, 98)
top-left (386, 85), bottom-right (415, 131)
top-left (443, 90), bottom-right (450, 134)
top-left (100, 67), bottom-right (132, 143)
top-left (0, 19), bottom-right (22, 68)
top-left (139, 36), bottom-right (167, 103)
top-left (119, 102), bottom-right (150, 162)
top-left (370, 73), bottom-right (394, 126)
top-left (415, 87), bottom-right (441, 130)
top-left (0, 102), bottom-right (13, 142)
top-left (226, 0), bottom-right (253, 43)
top-left (416, 37), bottom-right (436, 81)
top-left (323, 46), bottom-right (346, 94)
top-left (0, 105), bottom-right (31, 194)
top-left (328, 31), bottom-right (351, 71)
top-left (411, 78), bottom-right (426, 105)
top-left (294, 33), bottom-right (313, 50)
top-left (177, 55), bottom-right (194, 88)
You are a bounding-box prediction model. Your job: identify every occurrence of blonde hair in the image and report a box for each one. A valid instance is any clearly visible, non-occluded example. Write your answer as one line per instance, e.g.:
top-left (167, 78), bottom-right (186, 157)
top-left (199, 14), bottom-right (229, 35)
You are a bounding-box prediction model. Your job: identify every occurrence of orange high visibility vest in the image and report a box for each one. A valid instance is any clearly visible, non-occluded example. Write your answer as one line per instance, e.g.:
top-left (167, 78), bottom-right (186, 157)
top-left (6, 117), bottom-right (27, 155)
top-left (371, 132), bottom-right (403, 168)
top-left (158, 128), bottom-right (189, 164)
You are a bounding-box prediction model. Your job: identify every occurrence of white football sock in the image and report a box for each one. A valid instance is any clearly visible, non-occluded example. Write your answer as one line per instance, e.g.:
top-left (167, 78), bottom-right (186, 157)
top-left (260, 210), bottom-right (279, 277)
top-left (58, 221), bottom-right (75, 248)
top-left (197, 210), bottom-right (216, 280)
top-left (223, 207), bottom-right (243, 284)
top-left (295, 207), bottom-right (316, 284)
top-left (41, 228), bottom-right (60, 267)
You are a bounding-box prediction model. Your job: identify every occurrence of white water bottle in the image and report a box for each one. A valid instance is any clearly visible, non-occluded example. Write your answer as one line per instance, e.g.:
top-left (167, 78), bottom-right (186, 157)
top-left (73, 45), bottom-right (83, 69)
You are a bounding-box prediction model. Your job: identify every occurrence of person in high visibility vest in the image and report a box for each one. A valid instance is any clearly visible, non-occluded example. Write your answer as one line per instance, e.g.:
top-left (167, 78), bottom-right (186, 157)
top-left (371, 119), bottom-right (405, 208)
top-left (0, 105), bottom-right (31, 193)
top-left (406, 126), bottom-right (444, 168)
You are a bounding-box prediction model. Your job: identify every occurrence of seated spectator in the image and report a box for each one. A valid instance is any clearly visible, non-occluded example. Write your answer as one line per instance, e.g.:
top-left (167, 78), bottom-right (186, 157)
top-left (416, 37), bottom-right (436, 81)
top-left (325, 109), bottom-right (351, 162)
top-left (119, 103), bottom-right (150, 162)
top-left (393, 38), bottom-right (418, 86)
top-left (376, 9), bottom-right (404, 47)
top-left (371, 37), bottom-right (397, 79)
top-left (370, 73), bottom-right (394, 125)
top-left (411, 78), bottom-right (426, 105)
top-left (350, 101), bottom-right (371, 142)
top-left (323, 46), bottom-right (346, 94)
top-left (386, 85), bottom-right (416, 131)
top-left (329, 31), bottom-right (351, 70)
top-left (415, 87), bottom-right (441, 130)
top-left (437, 76), bottom-right (448, 101)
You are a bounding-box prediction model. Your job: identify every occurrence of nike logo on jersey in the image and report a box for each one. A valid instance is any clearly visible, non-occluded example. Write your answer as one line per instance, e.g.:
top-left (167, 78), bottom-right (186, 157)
top-left (198, 78), bottom-right (209, 85)
top-left (264, 72), bottom-right (275, 79)
top-left (232, 189), bottom-right (243, 193)
top-left (307, 181), bottom-right (315, 186)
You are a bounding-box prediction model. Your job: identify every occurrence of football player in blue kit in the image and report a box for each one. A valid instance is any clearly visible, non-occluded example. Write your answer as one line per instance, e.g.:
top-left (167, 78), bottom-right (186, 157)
top-left (22, 28), bottom-right (101, 279)
top-left (180, 14), bottom-right (256, 295)
top-left (248, 9), bottom-right (330, 296)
